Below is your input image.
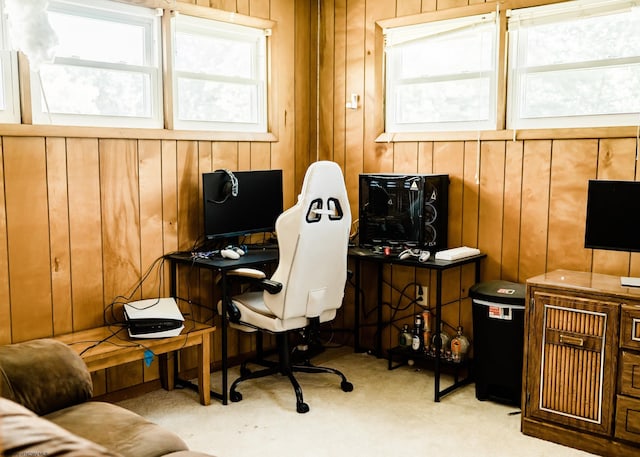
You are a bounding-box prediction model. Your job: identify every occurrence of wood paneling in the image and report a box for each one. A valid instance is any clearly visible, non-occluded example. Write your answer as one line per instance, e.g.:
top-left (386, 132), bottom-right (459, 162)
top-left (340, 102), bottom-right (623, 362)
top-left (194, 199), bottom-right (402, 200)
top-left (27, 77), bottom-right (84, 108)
top-left (1, 0), bottom-right (639, 394)
top-left (0, 141), bottom-right (10, 345)
top-left (0, 0), bottom-right (312, 396)
top-left (46, 138), bottom-right (73, 336)
top-left (318, 0), bottom-right (640, 350)
top-left (4, 137), bottom-right (52, 341)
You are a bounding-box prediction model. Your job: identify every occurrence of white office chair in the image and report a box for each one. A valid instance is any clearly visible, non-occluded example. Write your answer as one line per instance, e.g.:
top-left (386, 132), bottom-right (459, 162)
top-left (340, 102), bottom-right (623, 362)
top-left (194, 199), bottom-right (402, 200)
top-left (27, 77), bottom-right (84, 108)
top-left (221, 160), bottom-right (353, 413)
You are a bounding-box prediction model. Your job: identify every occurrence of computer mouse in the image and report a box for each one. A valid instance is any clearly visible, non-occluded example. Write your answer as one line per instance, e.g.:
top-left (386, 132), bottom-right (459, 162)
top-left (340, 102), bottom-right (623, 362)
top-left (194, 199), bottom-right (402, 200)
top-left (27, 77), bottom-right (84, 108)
top-left (220, 249), bottom-right (240, 260)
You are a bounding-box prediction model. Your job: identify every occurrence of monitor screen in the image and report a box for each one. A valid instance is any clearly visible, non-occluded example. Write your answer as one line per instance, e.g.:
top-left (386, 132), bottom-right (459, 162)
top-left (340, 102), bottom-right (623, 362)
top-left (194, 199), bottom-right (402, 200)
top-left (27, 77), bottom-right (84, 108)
top-left (584, 180), bottom-right (640, 253)
top-left (203, 169), bottom-right (283, 240)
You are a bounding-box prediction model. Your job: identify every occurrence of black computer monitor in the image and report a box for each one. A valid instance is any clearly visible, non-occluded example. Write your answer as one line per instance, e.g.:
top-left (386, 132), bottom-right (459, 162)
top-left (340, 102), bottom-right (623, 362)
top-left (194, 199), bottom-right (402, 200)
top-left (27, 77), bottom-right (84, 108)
top-left (202, 169), bottom-right (283, 241)
top-left (584, 180), bottom-right (640, 253)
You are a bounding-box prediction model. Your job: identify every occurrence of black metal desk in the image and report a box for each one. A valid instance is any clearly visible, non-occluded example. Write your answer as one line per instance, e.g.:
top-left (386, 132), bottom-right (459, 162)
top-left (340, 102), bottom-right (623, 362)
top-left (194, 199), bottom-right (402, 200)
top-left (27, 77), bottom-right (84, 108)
top-left (348, 247), bottom-right (486, 401)
top-left (166, 249), bottom-right (278, 405)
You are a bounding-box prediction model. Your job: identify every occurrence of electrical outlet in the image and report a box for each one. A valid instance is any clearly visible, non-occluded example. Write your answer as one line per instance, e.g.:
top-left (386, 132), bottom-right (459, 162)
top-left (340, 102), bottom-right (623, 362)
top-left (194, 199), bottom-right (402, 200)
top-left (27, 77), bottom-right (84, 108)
top-left (416, 284), bottom-right (424, 303)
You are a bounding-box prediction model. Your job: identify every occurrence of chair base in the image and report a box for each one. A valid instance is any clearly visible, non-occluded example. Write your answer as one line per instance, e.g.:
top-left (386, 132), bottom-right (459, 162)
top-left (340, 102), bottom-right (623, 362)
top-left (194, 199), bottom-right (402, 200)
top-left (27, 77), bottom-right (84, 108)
top-left (229, 333), bottom-right (353, 413)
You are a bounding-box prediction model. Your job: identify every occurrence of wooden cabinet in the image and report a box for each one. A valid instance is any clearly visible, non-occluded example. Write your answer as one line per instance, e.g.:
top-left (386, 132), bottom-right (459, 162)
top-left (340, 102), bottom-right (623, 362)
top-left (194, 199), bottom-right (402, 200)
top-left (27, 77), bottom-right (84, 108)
top-left (523, 270), bottom-right (640, 457)
top-left (616, 306), bottom-right (640, 444)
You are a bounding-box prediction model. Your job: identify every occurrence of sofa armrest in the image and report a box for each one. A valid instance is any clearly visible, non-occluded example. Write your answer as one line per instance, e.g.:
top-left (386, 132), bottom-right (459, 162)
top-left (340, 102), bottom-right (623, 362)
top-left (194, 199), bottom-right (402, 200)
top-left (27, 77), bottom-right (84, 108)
top-left (0, 338), bottom-right (93, 415)
top-left (0, 397), bottom-right (119, 456)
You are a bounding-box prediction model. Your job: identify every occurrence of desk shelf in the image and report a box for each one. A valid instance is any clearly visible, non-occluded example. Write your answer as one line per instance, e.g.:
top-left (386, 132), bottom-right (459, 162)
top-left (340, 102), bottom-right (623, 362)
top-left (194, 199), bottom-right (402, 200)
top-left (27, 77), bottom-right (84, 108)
top-left (349, 247), bottom-right (485, 402)
top-left (387, 345), bottom-right (474, 398)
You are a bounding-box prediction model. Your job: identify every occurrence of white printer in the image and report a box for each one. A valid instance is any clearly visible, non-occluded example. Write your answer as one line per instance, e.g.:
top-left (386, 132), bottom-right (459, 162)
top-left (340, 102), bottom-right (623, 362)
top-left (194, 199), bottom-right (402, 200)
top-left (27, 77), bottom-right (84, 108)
top-left (123, 297), bottom-right (184, 338)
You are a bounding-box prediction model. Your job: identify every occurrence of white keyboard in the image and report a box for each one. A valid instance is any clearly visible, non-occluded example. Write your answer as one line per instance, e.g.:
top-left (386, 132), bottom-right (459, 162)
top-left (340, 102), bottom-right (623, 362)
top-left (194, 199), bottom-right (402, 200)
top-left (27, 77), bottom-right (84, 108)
top-left (435, 246), bottom-right (481, 261)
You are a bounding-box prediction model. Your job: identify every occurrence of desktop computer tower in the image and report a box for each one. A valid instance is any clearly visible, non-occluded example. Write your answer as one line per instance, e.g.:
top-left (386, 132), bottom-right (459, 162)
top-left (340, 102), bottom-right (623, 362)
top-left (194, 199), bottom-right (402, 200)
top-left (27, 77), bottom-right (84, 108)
top-left (358, 173), bottom-right (449, 252)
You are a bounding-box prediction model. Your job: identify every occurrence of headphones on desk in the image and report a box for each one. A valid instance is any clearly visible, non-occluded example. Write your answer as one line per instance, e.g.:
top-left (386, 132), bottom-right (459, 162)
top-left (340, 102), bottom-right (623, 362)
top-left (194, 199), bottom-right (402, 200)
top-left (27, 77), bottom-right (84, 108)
top-left (212, 169), bottom-right (238, 203)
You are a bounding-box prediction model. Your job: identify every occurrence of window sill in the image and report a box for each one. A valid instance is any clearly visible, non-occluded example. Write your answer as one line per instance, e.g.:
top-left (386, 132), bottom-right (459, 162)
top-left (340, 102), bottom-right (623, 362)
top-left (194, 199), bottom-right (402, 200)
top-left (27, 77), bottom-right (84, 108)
top-left (0, 123), bottom-right (279, 142)
top-left (376, 125), bottom-right (639, 142)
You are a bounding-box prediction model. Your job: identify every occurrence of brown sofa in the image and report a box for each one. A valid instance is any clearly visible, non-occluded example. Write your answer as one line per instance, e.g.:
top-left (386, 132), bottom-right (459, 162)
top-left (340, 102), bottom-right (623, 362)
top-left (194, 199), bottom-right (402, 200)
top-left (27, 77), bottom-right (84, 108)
top-left (0, 338), bottom-right (214, 457)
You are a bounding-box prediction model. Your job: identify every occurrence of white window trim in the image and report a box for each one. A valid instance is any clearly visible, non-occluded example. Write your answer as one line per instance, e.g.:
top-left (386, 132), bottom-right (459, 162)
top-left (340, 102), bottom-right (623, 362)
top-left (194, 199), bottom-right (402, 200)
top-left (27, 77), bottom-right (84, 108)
top-left (507, 0), bottom-right (640, 130)
top-left (30, 0), bottom-right (163, 128)
top-left (0, 0), bottom-right (20, 124)
top-left (171, 13), bottom-right (268, 133)
top-left (383, 12), bottom-right (499, 133)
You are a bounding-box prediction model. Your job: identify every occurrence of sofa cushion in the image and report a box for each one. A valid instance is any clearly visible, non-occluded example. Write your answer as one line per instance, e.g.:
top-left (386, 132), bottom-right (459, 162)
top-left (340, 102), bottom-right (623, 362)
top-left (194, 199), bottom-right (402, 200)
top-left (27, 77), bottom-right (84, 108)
top-left (0, 397), bottom-right (119, 456)
top-left (0, 338), bottom-right (93, 415)
top-left (46, 400), bottom-right (190, 457)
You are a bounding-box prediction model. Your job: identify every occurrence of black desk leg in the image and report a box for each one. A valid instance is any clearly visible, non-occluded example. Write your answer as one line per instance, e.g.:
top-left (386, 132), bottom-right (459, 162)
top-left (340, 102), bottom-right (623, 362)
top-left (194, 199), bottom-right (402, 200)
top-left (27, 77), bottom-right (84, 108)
top-left (376, 262), bottom-right (383, 357)
top-left (434, 270), bottom-right (443, 402)
top-left (354, 259), bottom-right (361, 352)
top-left (220, 270), bottom-right (229, 405)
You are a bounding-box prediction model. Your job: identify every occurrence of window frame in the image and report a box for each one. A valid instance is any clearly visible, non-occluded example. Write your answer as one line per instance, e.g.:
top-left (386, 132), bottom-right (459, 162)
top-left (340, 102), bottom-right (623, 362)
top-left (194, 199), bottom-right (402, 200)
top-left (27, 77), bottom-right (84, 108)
top-left (0, 0), bottom-right (20, 124)
top-left (506, 0), bottom-right (640, 130)
top-left (169, 13), bottom-right (269, 133)
top-left (383, 11), bottom-right (500, 134)
top-left (29, 0), bottom-right (163, 129)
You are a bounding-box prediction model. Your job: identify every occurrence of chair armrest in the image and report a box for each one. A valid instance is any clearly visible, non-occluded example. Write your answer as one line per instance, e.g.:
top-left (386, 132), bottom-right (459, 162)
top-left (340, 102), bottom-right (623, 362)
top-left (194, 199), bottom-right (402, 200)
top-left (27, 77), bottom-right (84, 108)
top-left (227, 267), bottom-right (266, 279)
top-left (221, 268), bottom-right (282, 323)
top-left (0, 339), bottom-right (93, 415)
top-left (226, 268), bottom-right (281, 294)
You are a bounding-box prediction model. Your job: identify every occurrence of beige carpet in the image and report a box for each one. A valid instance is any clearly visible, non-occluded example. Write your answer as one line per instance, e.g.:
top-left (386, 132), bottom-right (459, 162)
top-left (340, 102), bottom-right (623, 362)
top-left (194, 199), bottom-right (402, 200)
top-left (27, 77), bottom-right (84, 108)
top-left (117, 348), bottom-right (596, 457)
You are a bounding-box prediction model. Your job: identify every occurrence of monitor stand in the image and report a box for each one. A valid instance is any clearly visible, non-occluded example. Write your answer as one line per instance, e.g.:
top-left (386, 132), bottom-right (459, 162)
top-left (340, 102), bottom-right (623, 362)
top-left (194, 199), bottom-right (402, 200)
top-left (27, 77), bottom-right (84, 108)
top-left (621, 276), bottom-right (640, 287)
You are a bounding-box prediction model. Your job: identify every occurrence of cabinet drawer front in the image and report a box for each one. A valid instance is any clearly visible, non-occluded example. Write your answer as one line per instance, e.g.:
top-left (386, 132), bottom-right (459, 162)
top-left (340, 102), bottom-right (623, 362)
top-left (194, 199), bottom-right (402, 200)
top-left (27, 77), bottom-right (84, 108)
top-left (621, 305), bottom-right (640, 350)
top-left (620, 351), bottom-right (640, 398)
top-left (526, 291), bottom-right (619, 436)
top-left (541, 305), bottom-right (607, 423)
top-left (615, 395), bottom-right (640, 444)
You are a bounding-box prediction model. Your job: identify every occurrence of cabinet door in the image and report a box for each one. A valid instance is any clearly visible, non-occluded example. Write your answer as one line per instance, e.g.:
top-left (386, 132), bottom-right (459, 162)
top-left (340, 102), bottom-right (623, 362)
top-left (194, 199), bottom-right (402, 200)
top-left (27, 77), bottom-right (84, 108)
top-left (525, 291), bottom-right (619, 436)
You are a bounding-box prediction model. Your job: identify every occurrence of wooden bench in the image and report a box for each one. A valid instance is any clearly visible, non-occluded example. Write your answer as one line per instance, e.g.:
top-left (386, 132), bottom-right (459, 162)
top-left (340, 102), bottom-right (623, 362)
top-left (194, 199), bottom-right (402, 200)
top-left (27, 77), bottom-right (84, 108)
top-left (54, 321), bottom-right (215, 405)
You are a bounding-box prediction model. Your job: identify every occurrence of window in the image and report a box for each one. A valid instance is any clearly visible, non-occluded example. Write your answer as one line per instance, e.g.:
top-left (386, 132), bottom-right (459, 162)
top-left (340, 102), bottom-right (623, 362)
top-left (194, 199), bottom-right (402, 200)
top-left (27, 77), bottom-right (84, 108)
top-left (171, 14), bottom-right (268, 133)
top-left (384, 13), bottom-right (498, 133)
top-left (0, 0), bottom-right (19, 123)
top-left (30, 0), bottom-right (162, 128)
top-left (507, 0), bottom-right (640, 129)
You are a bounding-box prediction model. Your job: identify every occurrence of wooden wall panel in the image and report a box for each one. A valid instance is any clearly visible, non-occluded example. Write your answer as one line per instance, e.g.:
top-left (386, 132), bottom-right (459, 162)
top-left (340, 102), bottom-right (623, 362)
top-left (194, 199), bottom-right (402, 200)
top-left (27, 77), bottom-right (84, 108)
top-left (477, 141), bottom-right (506, 281)
top-left (546, 140), bottom-right (597, 273)
top-left (250, 0), bottom-right (270, 18)
top-left (4, 137), bottom-right (52, 342)
top-left (138, 140), bottom-right (165, 298)
top-left (393, 142), bottom-right (419, 173)
top-left (295, 0), bottom-right (315, 174)
top-left (501, 141), bottom-right (523, 282)
top-left (66, 138), bottom-right (104, 331)
top-left (100, 139), bottom-right (142, 308)
top-left (0, 142), bottom-right (10, 344)
top-left (519, 140), bottom-right (552, 282)
top-left (46, 138), bottom-right (73, 336)
top-left (434, 142), bottom-right (464, 247)
top-left (462, 141), bottom-right (480, 247)
top-left (397, 0), bottom-right (423, 16)
top-left (592, 138), bottom-right (637, 276)
top-left (161, 140), bottom-right (179, 296)
top-left (332, 0), bottom-right (347, 175)
top-left (1, 0), bottom-right (639, 395)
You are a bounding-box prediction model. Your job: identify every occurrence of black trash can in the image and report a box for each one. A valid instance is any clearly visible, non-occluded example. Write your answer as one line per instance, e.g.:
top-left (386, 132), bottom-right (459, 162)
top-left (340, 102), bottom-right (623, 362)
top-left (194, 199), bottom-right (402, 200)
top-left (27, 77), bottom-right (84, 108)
top-left (470, 280), bottom-right (526, 407)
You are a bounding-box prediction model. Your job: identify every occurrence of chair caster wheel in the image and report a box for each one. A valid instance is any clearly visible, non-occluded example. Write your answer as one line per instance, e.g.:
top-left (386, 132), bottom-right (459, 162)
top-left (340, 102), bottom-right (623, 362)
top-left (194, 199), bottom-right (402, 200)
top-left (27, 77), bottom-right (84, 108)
top-left (297, 402), bottom-right (310, 413)
top-left (230, 391), bottom-right (243, 402)
top-left (341, 381), bottom-right (354, 392)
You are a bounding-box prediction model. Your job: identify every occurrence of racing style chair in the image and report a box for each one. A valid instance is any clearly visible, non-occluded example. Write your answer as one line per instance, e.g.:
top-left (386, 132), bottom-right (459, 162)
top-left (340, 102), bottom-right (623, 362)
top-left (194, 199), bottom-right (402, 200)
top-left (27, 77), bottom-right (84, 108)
top-left (221, 160), bottom-right (353, 413)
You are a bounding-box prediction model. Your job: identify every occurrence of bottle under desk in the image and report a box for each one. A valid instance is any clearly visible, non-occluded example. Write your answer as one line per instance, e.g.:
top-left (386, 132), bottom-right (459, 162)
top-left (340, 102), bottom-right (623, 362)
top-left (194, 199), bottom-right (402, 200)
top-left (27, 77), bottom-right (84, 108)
top-left (348, 247), bottom-right (486, 402)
